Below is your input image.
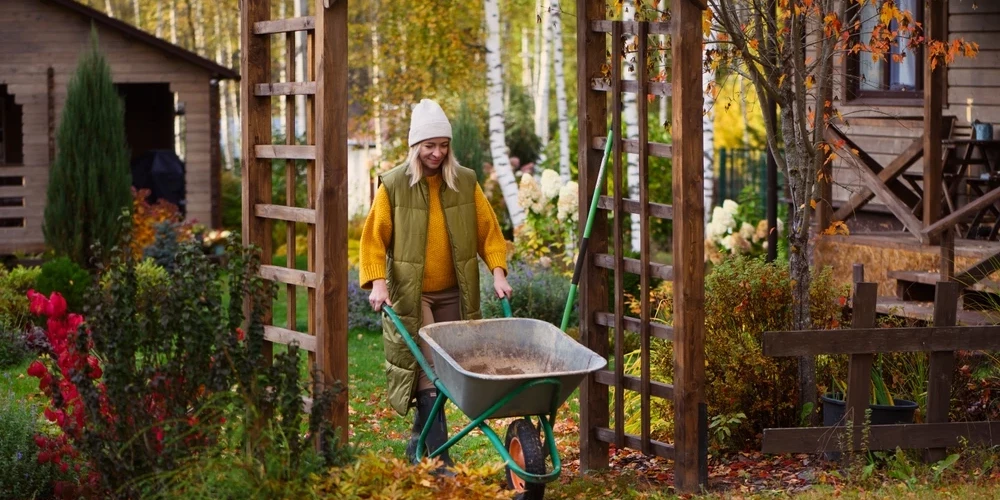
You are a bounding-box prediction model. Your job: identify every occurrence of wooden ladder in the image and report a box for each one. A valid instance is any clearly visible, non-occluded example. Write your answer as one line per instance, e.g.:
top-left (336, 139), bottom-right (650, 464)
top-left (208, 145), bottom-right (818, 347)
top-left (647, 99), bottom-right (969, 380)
top-left (240, 0), bottom-right (348, 442)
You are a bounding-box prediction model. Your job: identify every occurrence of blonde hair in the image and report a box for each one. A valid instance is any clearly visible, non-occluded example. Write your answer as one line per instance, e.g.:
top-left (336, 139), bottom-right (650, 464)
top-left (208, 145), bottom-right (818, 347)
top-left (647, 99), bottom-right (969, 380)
top-left (405, 143), bottom-right (460, 190)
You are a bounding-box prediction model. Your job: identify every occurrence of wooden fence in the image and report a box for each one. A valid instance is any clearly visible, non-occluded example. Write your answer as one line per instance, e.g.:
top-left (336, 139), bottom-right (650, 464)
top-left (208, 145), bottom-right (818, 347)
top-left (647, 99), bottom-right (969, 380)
top-left (762, 264), bottom-right (1000, 460)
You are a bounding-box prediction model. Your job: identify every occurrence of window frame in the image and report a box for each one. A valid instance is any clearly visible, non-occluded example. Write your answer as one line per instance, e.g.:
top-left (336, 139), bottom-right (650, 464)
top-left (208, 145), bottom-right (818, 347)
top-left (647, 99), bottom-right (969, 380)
top-left (846, 0), bottom-right (925, 103)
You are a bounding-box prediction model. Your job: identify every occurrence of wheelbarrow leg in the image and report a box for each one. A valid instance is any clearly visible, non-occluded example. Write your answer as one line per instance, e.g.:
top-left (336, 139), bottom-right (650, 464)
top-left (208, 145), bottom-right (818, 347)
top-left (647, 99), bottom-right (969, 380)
top-left (406, 389), bottom-right (454, 468)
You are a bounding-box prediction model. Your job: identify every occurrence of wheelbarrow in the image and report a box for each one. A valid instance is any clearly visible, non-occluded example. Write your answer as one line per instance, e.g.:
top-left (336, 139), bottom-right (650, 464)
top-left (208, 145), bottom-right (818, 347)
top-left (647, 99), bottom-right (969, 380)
top-left (382, 299), bottom-right (606, 500)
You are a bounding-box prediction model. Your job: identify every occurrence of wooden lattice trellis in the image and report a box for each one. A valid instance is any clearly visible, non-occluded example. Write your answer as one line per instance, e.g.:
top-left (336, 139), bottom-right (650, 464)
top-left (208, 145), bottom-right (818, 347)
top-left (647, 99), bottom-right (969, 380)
top-left (240, 0), bottom-right (349, 442)
top-left (576, 0), bottom-right (708, 493)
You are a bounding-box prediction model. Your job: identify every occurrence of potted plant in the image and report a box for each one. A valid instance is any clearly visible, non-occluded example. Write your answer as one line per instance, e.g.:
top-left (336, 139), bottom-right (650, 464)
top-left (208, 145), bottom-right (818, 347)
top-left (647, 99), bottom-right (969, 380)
top-left (821, 360), bottom-right (918, 426)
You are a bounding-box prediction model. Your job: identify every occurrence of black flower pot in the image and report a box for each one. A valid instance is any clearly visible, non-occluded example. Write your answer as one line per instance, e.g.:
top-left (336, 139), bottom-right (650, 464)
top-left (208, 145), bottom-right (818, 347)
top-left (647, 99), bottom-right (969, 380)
top-left (820, 392), bottom-right (918, 426)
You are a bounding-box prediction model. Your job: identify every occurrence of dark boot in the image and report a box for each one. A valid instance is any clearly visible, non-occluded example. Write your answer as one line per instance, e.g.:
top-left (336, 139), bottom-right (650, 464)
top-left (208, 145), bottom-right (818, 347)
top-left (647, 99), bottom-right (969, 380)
top-left (405, 389), bottom-right (454, 468)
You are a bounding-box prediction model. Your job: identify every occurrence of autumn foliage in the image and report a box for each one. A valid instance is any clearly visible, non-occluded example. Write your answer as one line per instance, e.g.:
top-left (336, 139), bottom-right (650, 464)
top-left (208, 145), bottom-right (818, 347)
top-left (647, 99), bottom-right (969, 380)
top-left (130, 188), bottom-right (193, 259)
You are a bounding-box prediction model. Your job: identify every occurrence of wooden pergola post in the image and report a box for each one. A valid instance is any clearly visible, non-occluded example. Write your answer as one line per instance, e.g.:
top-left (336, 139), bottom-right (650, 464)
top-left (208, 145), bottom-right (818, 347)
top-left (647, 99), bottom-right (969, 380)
top-left (575, 0), bottom-right (610, 472)
top-left (240, 0), bottom-right (349, 448)
top-left (923, 0), bottom-right (946, 244)
top-left (671, 0), bottom-right (707, 492)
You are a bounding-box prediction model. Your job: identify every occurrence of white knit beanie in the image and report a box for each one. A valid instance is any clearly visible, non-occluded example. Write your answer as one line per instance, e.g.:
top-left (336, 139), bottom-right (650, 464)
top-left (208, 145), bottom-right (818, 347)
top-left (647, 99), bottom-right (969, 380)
top-left (408, 99), bottom-right (452, 147)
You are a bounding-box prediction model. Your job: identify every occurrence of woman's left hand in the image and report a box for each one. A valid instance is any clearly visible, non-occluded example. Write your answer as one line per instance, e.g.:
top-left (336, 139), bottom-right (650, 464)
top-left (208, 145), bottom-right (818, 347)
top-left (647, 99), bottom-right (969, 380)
top-left (493, 267), bottom-right (513, 299)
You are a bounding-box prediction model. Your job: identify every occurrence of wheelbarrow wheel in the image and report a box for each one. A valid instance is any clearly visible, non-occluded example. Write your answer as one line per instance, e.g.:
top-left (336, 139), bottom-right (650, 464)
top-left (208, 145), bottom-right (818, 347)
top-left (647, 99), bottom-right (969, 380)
top-left (504, 418), bottom-right (546, 500)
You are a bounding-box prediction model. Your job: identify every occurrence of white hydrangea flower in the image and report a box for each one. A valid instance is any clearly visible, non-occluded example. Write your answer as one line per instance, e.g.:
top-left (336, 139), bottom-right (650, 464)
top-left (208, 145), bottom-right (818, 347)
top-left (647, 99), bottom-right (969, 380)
top-left (719, 232), bottom-right (734, 251)
top-left (722, 199), bottom-right (739, 215)
top-left (739, 222), bottom-right (755, 241)
top-left (777, 218), bottom-right (785, 234)
top-left (518, 174), bottom-right (544, 214)
top-left (557, 181), bottom-right (579, 222)
top-left (712, 205), bottom-right (736, 232)
top-left (540, 169), bottom-right (562, 202)
top-left (706, 220), bottom-right (726, 243)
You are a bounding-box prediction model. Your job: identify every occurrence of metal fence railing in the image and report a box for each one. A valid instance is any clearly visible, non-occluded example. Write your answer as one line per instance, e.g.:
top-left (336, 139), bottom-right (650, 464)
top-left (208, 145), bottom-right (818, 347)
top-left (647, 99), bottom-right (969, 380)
top-left (714, 148), bottom-right (784, 212)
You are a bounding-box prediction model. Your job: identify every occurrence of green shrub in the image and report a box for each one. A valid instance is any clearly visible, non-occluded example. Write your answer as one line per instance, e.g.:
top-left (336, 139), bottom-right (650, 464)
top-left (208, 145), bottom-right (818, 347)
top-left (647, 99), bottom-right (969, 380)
top-left (34, 257), bottom-right (90, 313)
top-left (221, 168), bottom-right (243, 230)
top-left (642, 257), bottom-right (849, 451)
top-left (0, 322), bottom-right (32, 369)
top-left (43, 28), bottom-right (131, 267)
top-left (143, 221), bottom-right (182, 271)
top-left (480, 261), bottom-right (572, 327)
top-left (0, 392), bottom-right (53, 499)
top-left (0, 265), bottom-right (41, 331)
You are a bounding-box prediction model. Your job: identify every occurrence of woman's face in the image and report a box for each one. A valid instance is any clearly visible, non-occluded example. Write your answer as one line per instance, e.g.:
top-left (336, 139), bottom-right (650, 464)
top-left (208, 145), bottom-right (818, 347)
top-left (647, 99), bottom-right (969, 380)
top-left (418, 138), bottom-right (450, 171)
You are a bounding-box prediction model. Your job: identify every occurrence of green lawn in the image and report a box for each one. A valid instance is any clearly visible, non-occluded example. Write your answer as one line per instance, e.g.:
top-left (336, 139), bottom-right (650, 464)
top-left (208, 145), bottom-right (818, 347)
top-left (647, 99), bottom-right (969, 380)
top-left (0, 359), bottom-right (43, 402)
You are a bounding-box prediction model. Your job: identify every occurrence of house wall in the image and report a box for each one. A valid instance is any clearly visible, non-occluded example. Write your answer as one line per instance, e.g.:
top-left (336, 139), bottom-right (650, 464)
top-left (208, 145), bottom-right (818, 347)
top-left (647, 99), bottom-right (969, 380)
top-left (0, 0), bottom-right (216, 254)
top-left (829, 1), bottom-right (1000, 217)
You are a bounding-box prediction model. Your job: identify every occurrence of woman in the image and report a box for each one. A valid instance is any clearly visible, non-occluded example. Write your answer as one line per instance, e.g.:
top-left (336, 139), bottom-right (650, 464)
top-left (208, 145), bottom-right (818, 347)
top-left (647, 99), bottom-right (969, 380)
top-left (359, 99), bottom-right (513, 467)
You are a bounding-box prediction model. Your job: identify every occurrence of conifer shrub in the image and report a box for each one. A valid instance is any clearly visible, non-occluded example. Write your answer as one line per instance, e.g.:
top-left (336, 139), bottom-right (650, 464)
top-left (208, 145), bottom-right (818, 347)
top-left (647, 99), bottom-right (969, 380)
top-left (33, 257), bottom-right (90, 314)
top-left (43, 27), bottom-right (131, 267)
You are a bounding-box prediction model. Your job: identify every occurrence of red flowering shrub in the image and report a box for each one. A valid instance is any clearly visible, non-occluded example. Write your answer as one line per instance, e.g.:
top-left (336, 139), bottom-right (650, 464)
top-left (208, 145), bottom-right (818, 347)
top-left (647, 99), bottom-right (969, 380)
top-left (25, 290), bottom-right (104, 497)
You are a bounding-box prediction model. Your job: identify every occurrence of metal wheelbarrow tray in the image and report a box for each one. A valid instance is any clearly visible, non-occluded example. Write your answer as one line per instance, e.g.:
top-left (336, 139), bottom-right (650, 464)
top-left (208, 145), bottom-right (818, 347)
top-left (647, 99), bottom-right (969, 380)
top-left (419, 317), bottom-right (607, 419)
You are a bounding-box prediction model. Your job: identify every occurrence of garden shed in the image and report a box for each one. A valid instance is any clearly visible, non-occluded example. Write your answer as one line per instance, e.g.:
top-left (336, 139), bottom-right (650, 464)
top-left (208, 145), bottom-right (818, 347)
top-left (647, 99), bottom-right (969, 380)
top-left (0, 0), bottom-right (238, 255)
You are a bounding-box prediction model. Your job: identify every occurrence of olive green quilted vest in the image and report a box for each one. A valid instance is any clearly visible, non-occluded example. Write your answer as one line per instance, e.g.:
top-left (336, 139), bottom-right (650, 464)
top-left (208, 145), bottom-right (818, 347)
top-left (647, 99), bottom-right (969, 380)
top-left (379, 163), bottom-right (482, 415)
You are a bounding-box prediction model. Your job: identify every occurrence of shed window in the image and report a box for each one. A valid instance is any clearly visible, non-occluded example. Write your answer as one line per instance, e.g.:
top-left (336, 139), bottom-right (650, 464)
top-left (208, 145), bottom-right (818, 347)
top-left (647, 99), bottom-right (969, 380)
top-left (0, 85), bottom-right (24, 165)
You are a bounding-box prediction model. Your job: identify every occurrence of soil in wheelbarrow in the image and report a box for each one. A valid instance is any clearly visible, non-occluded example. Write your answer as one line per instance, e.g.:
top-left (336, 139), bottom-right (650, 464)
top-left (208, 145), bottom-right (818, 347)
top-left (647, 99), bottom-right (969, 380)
top-left (454, 351), bottom-right (553, 376)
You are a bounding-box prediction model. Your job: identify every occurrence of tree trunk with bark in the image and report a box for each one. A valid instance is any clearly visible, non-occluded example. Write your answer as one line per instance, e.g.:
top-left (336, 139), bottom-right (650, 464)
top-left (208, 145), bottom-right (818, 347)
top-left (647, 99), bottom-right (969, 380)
top-left (551, 0), bottom-right (570, 183)
top-left (484, 0), bottom-right (526, 228)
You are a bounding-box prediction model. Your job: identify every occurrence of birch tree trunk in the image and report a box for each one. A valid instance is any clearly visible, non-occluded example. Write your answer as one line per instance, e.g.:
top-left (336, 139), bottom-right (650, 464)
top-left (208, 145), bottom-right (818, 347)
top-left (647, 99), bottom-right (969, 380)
top-left (703, 29), bottom-right (716, 223)
top-left (225, 8), bottom-right (240, 163)
top-left (214, 9), bottom-right (233, 171)
top-left (623, 0), bottom-right (641, 252)
top-left (551, 0), bottom-right (570, 183)
top-left (532, 0), bottom-right (542, 96)
top-left (169, 0), bottom-right (178, 44)
top-left (104, 0), bottom-right (114, 17)
top-left (294, 0), bottom-right (308, 136)
top-left (132, 0), bottom-right (140, 26)
top-left (484, 0), bottom-right (526, 228)
top-left (534, 3), bottom-right (552, 148)
top-left (277, 0), bottom-right (287, 135)
top-left (155, 1), bottom-right (163, 38)
top-left (371, 23), bottom-right (384, 168)
top-left (521, 28), bottom-right (533, 91)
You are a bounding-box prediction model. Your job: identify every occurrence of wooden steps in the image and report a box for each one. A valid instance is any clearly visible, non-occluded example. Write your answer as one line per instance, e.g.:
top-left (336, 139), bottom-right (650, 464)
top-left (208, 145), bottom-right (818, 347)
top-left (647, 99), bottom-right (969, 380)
top-left (876, 297), bottom-right (999, 326)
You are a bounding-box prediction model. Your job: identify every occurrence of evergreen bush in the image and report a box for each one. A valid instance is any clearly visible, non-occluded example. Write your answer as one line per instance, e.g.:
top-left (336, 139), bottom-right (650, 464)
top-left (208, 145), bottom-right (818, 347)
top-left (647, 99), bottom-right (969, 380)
top-left (34, 257), bottom-right (90, 314)
top-left (43, 27), bottom-right (131, 267)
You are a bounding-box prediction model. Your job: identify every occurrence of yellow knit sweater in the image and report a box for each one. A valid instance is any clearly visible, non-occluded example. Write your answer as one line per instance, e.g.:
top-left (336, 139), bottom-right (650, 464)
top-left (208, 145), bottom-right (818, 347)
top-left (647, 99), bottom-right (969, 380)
top-left (360, 174), bottom-right (508, 292)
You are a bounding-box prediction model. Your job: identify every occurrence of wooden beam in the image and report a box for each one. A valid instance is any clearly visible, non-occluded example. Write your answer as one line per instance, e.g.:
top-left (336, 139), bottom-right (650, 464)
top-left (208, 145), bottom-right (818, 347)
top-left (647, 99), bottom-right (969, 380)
top-left (241, 0), bottom-right (273, 365)
top-left (255, 144), bottom-right (316, 160)
top-left (254, 204), bottom-right (317, 224)
top-left (593, 253), bottom-right (673, 280)
top-left (591, 79), bottom-right (671, 97)
top-left (832, 137), bottom-right (923, 221)
top-left (845, 282), bottom-right (876, 428)
top-left (612, 19), bottom-right (625, 454)
top-left (847, 146), bottom-right (926, 242)
top-left (259, 264), bottom-right (318, 288)
top-left (264, 325), bottom-right (316, 352)
top-left (594, 428), bottom-right (675, 458)
top-left (593, 370), bottom-right (674, 399)
top-left (597, 196), bottom-right (673, 219)
top-left (590, 20), bottom-right (671, 35)
top-left (671, 0), bottom-right (707, 492)
top-left (592, 136), bottom-right (671, 158)
top-left (762, 421), bottom-right (1000, 454)
top-left (923, 184), bottom-right (1000, 238)
top-left (314, 0), bottom-right (351, 447)
top-left (254, 82), bottom-right (318, 96)
top-left (576, 0), bottom-right (610, 472)
top-left (954, 249), bottom-right (1000, 287)
top-left (764, 325), bottom-right (1000, 356)
top-left (253, 16), bottom-right (315, 35)
top-left (925, 281), bottom-right (960, 462)
top-left (595, 312), bottom-right (674, 341)
top-left (637, 21), bottom-right (652, 457)
top-left (923, 0), bottom-right (946, 242)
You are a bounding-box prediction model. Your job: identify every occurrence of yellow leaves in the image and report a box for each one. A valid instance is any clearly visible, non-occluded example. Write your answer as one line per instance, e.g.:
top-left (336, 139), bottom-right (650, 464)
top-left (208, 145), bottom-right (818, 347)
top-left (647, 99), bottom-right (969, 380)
top-left (822, 221), bottom-right (850, 236)
top-left (804, 75), bottom-right (816, 90)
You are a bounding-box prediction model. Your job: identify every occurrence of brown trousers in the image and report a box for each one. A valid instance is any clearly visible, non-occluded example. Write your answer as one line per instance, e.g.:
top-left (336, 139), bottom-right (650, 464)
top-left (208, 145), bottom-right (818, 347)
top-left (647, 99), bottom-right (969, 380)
top-left (417, 286), bottom-right (461, 391)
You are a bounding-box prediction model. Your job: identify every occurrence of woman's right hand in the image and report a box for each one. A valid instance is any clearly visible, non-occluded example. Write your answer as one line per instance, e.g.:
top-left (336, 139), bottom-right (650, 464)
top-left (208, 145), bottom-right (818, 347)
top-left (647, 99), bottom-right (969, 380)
top-left (369, 279), bottom-right (392, 311)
